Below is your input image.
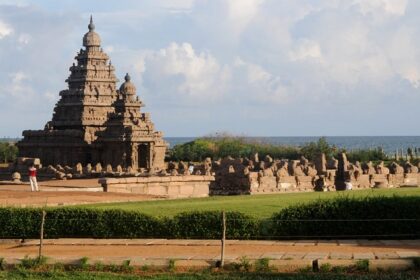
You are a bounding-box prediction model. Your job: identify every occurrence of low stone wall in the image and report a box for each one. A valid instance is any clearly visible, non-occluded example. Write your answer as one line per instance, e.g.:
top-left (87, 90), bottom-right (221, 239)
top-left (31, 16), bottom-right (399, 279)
top-left (99, 175), bottom-right (215, 198)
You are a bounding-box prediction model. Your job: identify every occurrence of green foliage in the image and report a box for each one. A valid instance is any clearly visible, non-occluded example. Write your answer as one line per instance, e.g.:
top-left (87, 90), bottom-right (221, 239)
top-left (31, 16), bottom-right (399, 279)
top-left (169, 211), bottom-right (258, 239)
top-left (254, 258), bottom-right (271, 272)
top-left (0, 208), bottom-right (257, 240)
top-left (0, 196), bottom-right (418, 240)
top-left (168, 136), bottom-right (393, 163)
top-left (168, 259), bottom-right (175, 272)
top-left (168, 136), bottom-right (301, 161)
top-left (94, 262), bottom-right (104, 271)
top-left (79, 257), bottom-right (89, 270)
top-left (19, 256), bottom-right (47, 269)
top-left (121, 260), bottom-right (133, 273)
top-left (0, 142), bottom-right (18, 163)
top-left (355, 260), bottom-right (369, 272)
top-left (319, 263), bottom-right (332, 273)
top-left (345, 147), bottom-right (388, 162)
top-left (0, 258), bottom-right (5, 271)
top-left (301, 137), bottom-right (335, 160)
top-left (269, 196), bottom-right (420, 239)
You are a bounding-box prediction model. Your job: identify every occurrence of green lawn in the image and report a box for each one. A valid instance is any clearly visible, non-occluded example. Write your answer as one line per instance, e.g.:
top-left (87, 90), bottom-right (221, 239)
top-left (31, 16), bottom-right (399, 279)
top-left (84, 188), bottom-right (420, 218)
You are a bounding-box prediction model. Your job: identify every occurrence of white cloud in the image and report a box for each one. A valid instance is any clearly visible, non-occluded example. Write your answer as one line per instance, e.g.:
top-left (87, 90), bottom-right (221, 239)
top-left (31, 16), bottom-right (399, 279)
top-left (0, 20), bottom-right (13, 39)
top-left (289, 39), bottom-right (322, 61)
top-left (139, 42), bottom-right (230, 101)
top-left (352, 0), bottom-right (408, 17)
top-left (18, 33), bottom-right (31, 45)
top-left (227, 0), bottom-right (264, 35)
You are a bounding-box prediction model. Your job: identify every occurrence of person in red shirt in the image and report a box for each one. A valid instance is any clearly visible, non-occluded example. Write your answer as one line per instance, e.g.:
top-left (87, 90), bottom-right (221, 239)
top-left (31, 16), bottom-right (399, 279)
top-left (28, 163), bottom-right (39, 192)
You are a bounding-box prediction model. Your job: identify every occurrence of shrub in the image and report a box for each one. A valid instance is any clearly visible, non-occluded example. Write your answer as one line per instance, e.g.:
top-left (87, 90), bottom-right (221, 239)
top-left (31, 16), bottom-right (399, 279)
top-left (168, 136), bottom-right (301, 161)
top-left (0, 208), bottom-right (258, 240)
top-left (168, 211), bottom-right (259, 239)
top-left (268, 196), bottom-right (420, 239)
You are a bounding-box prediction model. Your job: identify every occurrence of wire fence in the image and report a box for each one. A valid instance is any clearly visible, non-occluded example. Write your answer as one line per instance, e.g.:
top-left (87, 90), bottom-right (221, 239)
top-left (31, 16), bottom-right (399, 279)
top-left (1, 214), bottom-right (418, 240)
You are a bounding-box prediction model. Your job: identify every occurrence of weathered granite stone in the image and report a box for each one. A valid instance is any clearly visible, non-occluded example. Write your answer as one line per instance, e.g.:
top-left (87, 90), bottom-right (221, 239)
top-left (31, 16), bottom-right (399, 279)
top-left (12, 172), bottom-right (21, 183)
top-left (17, 17), bottom-right (167, 170)
top-left (93, 163), bottom-right (101, 173)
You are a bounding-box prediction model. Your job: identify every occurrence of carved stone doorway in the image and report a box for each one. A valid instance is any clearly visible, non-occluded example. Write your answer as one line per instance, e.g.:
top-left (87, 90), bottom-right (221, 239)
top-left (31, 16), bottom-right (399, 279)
top-left (138, 144), bottom-right (149, 169)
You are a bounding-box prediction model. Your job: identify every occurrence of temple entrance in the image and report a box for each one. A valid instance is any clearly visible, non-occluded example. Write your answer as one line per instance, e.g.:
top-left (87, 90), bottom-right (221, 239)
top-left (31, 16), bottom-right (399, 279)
top-left (138, 144), bottom-right (149, 169)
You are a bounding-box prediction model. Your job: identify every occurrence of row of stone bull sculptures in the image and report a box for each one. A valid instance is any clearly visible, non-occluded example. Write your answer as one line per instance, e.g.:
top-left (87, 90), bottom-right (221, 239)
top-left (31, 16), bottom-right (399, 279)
top-left (5, 154), bottom-right (420, 195)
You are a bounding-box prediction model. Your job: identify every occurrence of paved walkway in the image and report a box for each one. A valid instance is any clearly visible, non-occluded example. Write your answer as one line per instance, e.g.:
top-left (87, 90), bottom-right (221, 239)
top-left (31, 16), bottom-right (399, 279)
top-left (1, 239), bottom-right (418, 261)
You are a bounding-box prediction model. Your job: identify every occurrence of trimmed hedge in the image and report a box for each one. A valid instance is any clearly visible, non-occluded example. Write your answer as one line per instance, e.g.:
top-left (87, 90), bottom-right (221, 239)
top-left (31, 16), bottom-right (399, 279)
top-left (269, 196), bottom-right (420, 239)
top-left (0, 196), bottom-right (418, 239)
top-left (0, 208), bottom-right (256, 239)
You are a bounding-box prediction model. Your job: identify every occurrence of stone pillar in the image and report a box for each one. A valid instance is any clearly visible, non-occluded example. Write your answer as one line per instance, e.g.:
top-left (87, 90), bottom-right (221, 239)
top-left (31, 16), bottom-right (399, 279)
top-left (337, 153), bottom-right (348, 181)
top-left (314, 153), bottom-right (327, 175)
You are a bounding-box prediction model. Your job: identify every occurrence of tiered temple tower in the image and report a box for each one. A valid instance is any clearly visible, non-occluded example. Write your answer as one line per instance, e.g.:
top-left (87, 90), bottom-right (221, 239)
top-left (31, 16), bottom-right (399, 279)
top-left (17, 17), bottom-right (167, 169)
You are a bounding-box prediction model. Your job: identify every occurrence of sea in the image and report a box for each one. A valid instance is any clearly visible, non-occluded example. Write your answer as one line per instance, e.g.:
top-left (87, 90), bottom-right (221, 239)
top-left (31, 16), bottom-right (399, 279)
top-left (164, 136), bottom-right (420, 156)
top-left (3, 136), bottom-right (420, 156)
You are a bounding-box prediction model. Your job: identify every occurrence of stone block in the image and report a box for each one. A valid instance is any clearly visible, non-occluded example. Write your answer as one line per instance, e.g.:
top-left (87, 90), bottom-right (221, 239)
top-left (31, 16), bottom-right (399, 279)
top-left (353, 253), bottom-right (375, 260)
top-left (175, 260), bottom-right (213, 269)
top-left (269, 259), bottom-right (313, 272)
top-left (304, 252), bottom-right (328, 260)
top-left (369, 259), bottom-right (414, 272)
top-left (130, 258), bottom-right (169, 268)
top-left (329, 252), bottom-right (353, 260)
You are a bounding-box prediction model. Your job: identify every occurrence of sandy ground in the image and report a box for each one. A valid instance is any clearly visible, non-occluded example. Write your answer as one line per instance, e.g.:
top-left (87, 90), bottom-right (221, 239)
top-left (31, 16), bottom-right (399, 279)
top-left (0, 241), bottom-right (419, 259)
top-left (0, 178), bottom-right (161, 206)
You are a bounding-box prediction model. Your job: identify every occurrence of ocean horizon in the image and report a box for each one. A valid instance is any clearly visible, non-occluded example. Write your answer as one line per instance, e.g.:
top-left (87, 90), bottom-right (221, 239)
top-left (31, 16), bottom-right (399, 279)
top-left (2, 136), bottom-right (420, 155)
top-left (164, 136), bottom-right (420, 155)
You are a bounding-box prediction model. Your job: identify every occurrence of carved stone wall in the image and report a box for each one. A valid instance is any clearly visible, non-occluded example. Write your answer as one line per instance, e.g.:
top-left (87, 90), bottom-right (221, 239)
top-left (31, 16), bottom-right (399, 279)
top-left (17, 18), bottom-right (167, 170)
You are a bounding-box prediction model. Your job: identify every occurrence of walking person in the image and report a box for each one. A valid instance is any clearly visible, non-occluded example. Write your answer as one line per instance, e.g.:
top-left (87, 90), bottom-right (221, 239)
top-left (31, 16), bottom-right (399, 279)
top-left (28, 163), bottom-right (39, 192)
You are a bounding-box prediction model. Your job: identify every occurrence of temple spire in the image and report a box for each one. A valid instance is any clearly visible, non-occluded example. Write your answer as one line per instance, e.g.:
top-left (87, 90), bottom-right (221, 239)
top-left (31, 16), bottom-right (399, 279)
top-left (88, 15), bottom-right (95, 31)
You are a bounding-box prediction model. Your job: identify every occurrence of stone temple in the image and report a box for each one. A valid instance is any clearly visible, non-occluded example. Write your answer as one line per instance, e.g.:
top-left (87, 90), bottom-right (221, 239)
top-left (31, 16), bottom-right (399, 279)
top-left (17, 17), bottom-right (167, 170)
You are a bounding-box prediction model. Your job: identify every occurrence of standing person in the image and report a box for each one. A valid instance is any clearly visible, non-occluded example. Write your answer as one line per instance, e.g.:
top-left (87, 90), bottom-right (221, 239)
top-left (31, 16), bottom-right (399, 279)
top-left (28, 164), bottom-right (39, 192)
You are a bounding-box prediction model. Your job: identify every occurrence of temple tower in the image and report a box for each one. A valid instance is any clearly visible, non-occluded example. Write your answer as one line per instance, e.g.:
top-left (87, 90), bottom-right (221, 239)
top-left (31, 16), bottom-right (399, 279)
top-left (17, 17), bottom-right (167, 169)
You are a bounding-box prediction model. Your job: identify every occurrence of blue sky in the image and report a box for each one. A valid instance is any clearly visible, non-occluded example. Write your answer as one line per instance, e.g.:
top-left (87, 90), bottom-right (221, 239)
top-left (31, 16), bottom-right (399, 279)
top-left (0, 0), bottom-right (420, 137)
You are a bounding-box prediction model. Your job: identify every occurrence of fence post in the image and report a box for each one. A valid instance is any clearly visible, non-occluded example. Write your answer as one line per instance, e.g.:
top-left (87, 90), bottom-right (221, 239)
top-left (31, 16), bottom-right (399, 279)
top-left (39, 210), bottom-right (46, 259)
top-left (220, 211), bottom-right (226, 268)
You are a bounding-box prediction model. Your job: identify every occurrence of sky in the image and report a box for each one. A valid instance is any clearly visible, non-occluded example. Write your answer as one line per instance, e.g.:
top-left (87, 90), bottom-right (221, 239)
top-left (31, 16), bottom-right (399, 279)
top-left (0, 0), bottom-right (420, 137)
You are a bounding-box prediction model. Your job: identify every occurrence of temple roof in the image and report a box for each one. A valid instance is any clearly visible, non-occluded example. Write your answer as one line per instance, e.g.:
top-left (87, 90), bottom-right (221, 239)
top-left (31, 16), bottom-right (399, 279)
top-left (119, 73), bottom-right (136, 95)
top-left (83, 16), bottom-right (101, 47)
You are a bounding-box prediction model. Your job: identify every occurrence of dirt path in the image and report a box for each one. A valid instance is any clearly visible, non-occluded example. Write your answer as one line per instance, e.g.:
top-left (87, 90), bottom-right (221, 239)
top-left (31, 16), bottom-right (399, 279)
top-left (0, 187), bottom-right (161, 207)
top-left (0, 240), bottom-right (419, 260)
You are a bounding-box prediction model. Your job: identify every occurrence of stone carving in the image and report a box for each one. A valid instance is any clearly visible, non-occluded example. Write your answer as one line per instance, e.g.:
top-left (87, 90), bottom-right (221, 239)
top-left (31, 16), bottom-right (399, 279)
top-left (85, 163), bottom-right (92, 174)
top-left (362, 161), bottom-right (376, 175)
top-left (12, 172), bottom-right (21, 183)
top-left (106, 164), bottom-right (113, 173)
top-left (95, 163), bottom-right (102, 173)
top-left (276, 162), bottom-right (289, 177)
top-left (314, 153), bottom-right (327, 174)
top-left (390, 162), bottom-right (404, 174)
top-left (404, 161), bottom-right (419, 173)
top-left (75, 163), bottom-right (83, 175)
top-left (376, 161), bottom-right (390, 175)
top-left (327, 157), bottom-right (338, 169)
top-left (305, 165), bottom-right (318, 177)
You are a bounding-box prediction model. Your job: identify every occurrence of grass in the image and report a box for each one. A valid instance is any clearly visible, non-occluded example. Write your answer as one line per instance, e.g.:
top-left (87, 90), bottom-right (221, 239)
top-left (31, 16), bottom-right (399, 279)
top-left (1, 271), bottom-right (420, 280)
top-left (83, 188), bottom-right (420, 218)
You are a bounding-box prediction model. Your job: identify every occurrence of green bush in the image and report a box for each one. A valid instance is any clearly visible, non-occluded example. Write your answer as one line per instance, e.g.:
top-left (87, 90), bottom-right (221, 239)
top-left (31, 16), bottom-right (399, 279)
top-left (0, 208), bottom-right (257, 240)
top-left (168, 211), bottom-right (258, 239)
top-left (0, 142), bottom-right (18, 163)
top-left (268, 196), bottom-right (420, 239)
top-left (0, 196), bottom-right (418, 240)
top-left (168, 136), bottom-right (301, 161)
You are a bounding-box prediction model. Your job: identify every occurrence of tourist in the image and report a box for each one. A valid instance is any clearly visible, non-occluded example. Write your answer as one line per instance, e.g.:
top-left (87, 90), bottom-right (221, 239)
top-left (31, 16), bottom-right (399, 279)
top-left (188, 164), bottom-right (194, 175)
top-left (28, 164), bottom-right (39, 192)
top-left (345, 180), bottom-right (353, 191)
